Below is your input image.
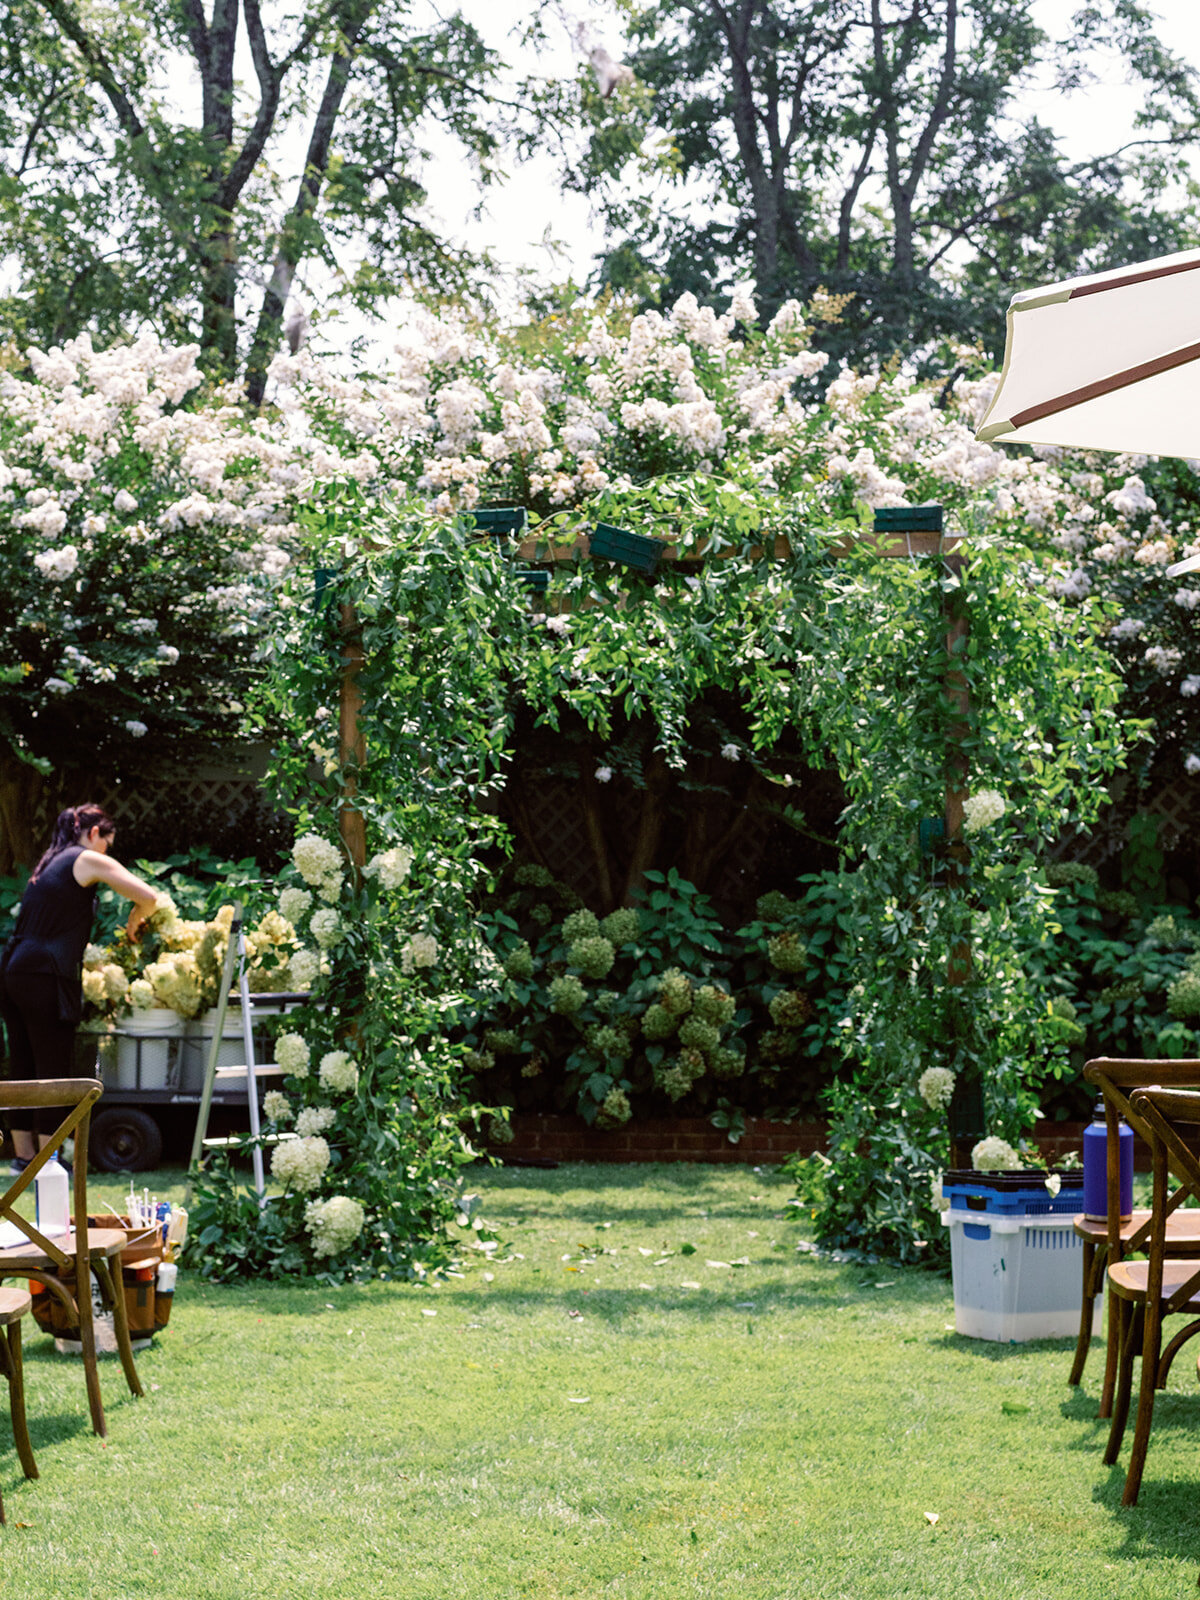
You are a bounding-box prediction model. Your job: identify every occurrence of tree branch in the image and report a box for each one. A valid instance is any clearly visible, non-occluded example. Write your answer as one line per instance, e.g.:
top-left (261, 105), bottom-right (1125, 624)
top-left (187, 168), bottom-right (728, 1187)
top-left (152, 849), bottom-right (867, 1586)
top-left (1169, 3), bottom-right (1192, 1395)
top-left (35, 0), bottom-right (148, 144)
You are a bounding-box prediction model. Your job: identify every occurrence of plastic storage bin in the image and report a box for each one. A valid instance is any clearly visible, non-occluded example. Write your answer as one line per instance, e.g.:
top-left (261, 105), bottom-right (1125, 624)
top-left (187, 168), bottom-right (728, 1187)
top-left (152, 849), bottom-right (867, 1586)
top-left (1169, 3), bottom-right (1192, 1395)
top-left (941, 1169), bottom-right (1099, 1342)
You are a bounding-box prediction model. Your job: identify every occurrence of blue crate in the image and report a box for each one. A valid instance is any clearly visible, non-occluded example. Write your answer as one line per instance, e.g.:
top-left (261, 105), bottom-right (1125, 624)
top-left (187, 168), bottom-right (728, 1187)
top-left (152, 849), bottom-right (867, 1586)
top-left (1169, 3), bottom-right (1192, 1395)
top-left (942, 1168), bottom-right (1084, 1219)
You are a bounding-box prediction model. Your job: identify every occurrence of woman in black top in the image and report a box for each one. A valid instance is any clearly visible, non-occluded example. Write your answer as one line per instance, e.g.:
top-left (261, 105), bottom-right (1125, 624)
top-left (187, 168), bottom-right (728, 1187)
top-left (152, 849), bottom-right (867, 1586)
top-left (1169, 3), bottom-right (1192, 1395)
top-left (1, 804), bottom-right (157, 1161)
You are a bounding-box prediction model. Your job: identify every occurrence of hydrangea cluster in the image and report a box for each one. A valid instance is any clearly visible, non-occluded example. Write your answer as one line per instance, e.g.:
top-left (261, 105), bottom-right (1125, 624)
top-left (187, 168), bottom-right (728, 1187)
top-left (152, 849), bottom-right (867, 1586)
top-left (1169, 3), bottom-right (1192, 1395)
top-left (400, 933), bottom-right (439, 975)
top-left (365, 844), bottom-right (415, 890)
top-left (295, 1105), bottom-right (337, 1137)
top-left (548, 974), bottom-right (587, 1015)
top-left (970, 1136), bottom-right (1024, 1172)
top-left (318, 1050), bottom-right (359, 1093)
top-left (767, 932), bottom-right (808, 974)
top-left (263, 1091), bottom-right (292, 1123)
top-left (768, 990), bottom-right (814, 1028)
top-left (657, 969), bottom-right (693, 1016)
top-left (292, 834), bottom-right (344, 901)
top-left (289, 948), bottom-right (322, 990)
top-left (561, 909), bottom-right (601, 942)
top-left (917, 1066), bottom-right (956, 1112)
top-left (962, 790), bottom-right (1006, 833)
top-left (271, 1134), bottom-right (330, 1191)
top-left (599, 908), bottom-right (640, 946)
top-left (568, 935), bottom-right (616, 980)
top-left (596, 1088), bottom-right (632, 1128)
top-left (304, 1195), bottom-right (365, 1258)
top-left (274, 1032), bottom-right (311, 1078)
top-left (693, 986), bottom-right (736, 1027)
top-left (503, 941), bottom-right (534, 980)
top-left (279, 887), bottom-right (313, 924)
top-left (309, 908), bottom-right (342, 951)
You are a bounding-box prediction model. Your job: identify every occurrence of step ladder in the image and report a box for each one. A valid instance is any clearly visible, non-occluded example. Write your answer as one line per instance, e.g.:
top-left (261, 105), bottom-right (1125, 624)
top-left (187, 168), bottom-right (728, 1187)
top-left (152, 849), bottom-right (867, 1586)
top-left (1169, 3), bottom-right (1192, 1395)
top-left (186, 900), bottom-right (309, 1206)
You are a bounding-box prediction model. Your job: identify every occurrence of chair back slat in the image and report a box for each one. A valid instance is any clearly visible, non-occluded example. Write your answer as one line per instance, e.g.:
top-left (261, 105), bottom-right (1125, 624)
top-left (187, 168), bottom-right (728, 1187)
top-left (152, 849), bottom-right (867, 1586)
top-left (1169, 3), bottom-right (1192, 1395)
top-left (1129, 1087), bottom-right (1200, 1311)
top-left (0, 1081), bottom-right (102, 1269)
top-left (1085, 1059), bottom-right (1200, 1255)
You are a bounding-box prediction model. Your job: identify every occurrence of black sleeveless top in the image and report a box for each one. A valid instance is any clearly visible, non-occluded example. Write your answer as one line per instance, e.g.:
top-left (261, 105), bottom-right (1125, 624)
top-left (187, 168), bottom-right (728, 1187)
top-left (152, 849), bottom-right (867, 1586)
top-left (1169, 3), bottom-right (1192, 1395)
top-left (5, 847), bottom-right (97, 1022)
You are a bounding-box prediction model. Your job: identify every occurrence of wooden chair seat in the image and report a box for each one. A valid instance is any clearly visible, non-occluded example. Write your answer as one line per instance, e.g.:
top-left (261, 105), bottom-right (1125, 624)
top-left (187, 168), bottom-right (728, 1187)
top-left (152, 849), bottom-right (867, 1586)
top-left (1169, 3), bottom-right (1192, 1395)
top-left (0, 1227), bottom-right (128, 1268)
top-left (0, 1287), bottom-right (31, 1326)
top-left (1073, 1209), bottom-right (1200, 1245)
top-left (1108, 1259), bottom-right (1200, 1305)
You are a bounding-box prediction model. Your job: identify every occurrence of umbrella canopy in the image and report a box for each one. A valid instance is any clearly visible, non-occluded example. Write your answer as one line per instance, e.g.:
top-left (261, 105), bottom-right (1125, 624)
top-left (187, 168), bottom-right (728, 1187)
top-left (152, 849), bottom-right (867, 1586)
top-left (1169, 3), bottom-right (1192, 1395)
top-left (975, 247), bottom-right (1200, 462)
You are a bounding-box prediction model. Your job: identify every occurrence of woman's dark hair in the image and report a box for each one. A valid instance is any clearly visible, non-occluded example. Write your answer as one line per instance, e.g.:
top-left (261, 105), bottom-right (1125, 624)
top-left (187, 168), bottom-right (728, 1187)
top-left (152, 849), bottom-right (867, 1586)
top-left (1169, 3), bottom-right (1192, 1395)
top-left (32, 803), bottom-right (116, 880)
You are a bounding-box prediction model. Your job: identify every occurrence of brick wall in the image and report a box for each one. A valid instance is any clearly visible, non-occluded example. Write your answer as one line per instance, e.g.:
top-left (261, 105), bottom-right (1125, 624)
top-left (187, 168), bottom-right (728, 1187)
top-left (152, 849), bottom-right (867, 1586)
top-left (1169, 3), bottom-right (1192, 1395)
top-left (487, 1113), bottom-right (828, 1165)
top-left (487, 1113), bottom-right (1097, 1167)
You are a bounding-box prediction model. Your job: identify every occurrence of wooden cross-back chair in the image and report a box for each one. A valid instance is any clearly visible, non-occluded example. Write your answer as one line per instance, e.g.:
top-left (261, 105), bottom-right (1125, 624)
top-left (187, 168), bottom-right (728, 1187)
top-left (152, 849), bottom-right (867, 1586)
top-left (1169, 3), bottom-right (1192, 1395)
top-left (1076, 1059), bottom-right (1200, 1415)
top-left (0, 1078), bottom-right (143, 1438)
top-left (1107, 1086), bottom-right (1200, 1506)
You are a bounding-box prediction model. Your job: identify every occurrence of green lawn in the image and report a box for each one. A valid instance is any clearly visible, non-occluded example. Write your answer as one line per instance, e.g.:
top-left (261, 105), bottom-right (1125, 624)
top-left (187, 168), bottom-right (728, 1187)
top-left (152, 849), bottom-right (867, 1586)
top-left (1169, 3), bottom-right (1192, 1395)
top-left (1, 1161), bottom-right (1198, 1598)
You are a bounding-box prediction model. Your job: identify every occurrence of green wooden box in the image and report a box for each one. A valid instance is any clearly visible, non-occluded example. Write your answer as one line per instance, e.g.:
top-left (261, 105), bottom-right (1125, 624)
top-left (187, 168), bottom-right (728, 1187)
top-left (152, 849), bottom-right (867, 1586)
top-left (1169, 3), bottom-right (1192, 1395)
top-left (590, 523), bottom-right (665, 575)
top-left (873, 505), bottom-right (944, 534)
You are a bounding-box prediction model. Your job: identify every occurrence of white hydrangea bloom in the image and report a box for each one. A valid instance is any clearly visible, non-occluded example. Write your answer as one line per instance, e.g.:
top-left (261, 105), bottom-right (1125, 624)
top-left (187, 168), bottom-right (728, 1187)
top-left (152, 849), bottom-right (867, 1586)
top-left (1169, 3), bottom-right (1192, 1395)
top-left (274, 1032), bottom-right (311, 1078)
top-left (279, 886), bottom-right (312, 923)
top-left (292, 832), bottom-right (343, 887)
top-left (124, 720), bottom-right (148, 737)
top-left (364, 843), bottom-right (414, 891)
top-left (917, 1066), bottom-right (956, 1112)
top-left (304, 1194), bottom-right (365, 1258)
top-left (295, 1104), bottom-right (336, 1137)
top-left (971, 1136), bottom-right (1023, 1172)
top-left (271, 1134), bottom-right (329, 1191)
top-left (263, 1091), bottom-right (292, 1123)
top-left (318, 1049), bottom-right (359, 1094)
top-left (309, 907), bottom-right (342, 950)
top-left (401, 933), bottom-right (439, 975)
top-left (962, 789), bottom-right (1005, 833)
top-left (127, 978), bottom-right (154, 1010)
top-left (289, 948), bottom-right (321, 990)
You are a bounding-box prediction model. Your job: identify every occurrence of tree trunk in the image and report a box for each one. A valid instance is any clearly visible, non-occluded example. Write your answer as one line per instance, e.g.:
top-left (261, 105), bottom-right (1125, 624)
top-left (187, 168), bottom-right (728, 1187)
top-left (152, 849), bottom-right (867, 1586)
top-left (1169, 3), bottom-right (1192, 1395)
top-left (621, 751), bottom-right (669, 905)
top-left (0, 757), bottom-right (49, 874)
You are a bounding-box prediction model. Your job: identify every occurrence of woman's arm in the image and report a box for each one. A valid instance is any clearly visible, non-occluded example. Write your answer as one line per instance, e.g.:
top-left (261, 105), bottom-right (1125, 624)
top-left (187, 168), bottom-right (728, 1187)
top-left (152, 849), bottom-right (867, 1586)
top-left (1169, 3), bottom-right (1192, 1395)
top-left (74, 851), bottom-right (160, 940)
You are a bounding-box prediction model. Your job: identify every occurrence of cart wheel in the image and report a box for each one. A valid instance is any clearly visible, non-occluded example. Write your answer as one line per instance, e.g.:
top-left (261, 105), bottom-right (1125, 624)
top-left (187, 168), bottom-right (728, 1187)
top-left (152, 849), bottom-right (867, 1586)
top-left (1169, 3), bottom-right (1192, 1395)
top-left (90, 1108), bottom-right (164, 1172)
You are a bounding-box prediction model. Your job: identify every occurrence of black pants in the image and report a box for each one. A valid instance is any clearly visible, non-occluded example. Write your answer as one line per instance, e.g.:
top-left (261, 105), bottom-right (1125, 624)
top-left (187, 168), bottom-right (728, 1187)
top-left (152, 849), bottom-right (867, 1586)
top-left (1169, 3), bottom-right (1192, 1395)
top-left (1, 972), bottom-right (77, 1135)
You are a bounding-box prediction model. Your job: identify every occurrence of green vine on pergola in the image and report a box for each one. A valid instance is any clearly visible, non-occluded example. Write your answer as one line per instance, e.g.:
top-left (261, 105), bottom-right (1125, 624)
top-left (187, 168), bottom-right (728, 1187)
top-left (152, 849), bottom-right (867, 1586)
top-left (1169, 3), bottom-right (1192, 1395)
top-left (242, 475), bottom-right (1128, 1270)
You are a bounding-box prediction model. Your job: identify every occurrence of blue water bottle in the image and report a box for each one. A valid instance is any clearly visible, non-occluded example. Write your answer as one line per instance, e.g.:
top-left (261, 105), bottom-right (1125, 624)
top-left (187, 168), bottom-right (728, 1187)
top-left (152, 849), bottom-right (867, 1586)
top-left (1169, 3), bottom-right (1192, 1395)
top-left (1082, 1097), bottom-right (1134, 1221)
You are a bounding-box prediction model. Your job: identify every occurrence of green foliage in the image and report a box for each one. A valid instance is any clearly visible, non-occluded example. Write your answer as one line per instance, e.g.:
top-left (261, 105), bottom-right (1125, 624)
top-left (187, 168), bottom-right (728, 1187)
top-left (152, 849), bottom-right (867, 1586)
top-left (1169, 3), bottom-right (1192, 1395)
top-left (578, 0), bottom-right (1200, 364)
top-left (803, 538), bottom-right (1127, 1260)
top-left (1027, 869), bottom-right (1200, 1082)
top-left (456, 860), bottom-right (844, 1126)
top-left (0, 2), bottom-right (530, 391)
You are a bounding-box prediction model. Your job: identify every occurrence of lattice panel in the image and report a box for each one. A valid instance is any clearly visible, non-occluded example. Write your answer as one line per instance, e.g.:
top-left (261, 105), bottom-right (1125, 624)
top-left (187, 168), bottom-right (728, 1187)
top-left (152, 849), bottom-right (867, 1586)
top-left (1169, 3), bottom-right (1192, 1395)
top-left (1147, 776), bottom-right (1200, 851)
top-left (1048, 775), bottom-right (1200, 868)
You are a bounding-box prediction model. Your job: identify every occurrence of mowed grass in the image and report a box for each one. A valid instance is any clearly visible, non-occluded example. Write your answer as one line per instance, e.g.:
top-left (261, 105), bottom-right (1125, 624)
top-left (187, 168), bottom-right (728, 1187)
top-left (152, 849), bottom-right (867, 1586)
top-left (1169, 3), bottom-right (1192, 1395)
top-left (1, 1161), bottom-right (1199, 1598)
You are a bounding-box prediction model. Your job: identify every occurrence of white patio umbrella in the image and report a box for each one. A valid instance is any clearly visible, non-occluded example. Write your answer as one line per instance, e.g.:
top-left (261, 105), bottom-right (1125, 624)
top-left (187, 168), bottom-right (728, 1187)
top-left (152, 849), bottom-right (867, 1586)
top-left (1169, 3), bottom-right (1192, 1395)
top-left (976, 246), bottom-right (1200, 574)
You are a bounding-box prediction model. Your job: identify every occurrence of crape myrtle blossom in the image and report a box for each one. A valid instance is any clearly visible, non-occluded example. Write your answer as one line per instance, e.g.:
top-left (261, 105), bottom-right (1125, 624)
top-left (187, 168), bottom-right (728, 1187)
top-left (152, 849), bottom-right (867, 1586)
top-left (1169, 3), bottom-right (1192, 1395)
top-left (8, 286), bottom-right (1200, 780)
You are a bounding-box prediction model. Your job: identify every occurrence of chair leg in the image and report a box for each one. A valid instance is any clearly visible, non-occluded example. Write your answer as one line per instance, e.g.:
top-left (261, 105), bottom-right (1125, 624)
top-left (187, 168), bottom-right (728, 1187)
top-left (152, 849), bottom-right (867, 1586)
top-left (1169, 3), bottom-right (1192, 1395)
top-left (1105, 1301), bottom-right (1140, 1466)
top-left (1070, 1240), bottom-right (1099, 1386)
top-left (4, 1321), bottom-right (37, 1481)
top-left (74, 1266), bottom-right (106, 1439)
top-left (1100, 1279), bottom-right (1122, 1418)
top-left (94, 1257), bottom-right (143, 1401)
top-left (1123, 1291), bottom-right (1165, 1507)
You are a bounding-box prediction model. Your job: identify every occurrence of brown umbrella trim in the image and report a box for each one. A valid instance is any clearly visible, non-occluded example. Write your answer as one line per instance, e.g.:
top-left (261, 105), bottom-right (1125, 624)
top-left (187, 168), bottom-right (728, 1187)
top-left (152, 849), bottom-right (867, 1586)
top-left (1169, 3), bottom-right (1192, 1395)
top-left (1009, 339), bottom-right (1200, 431)
top-left (1069, 255), bottom-right (1200, 300)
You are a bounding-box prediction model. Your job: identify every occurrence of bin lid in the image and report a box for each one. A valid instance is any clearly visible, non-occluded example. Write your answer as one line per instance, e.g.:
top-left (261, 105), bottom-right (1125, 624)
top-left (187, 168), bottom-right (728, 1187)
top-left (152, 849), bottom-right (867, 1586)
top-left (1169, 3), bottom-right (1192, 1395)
top-left (943, 1168), bottom-right (1083, 1190)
